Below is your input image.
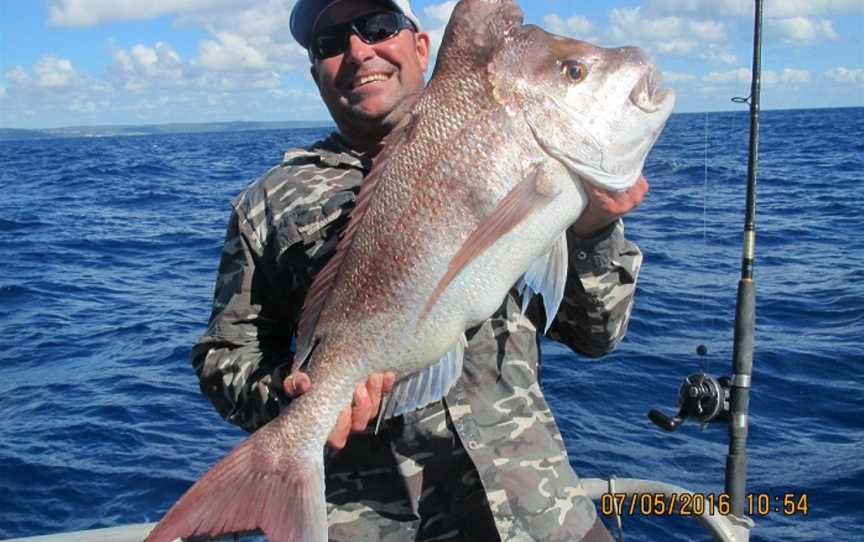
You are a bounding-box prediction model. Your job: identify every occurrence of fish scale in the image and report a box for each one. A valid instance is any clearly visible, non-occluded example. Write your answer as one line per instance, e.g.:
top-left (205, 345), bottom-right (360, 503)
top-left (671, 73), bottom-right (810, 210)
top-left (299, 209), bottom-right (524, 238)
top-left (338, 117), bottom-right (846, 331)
top-left (145, 1), bottom-right (674, 541)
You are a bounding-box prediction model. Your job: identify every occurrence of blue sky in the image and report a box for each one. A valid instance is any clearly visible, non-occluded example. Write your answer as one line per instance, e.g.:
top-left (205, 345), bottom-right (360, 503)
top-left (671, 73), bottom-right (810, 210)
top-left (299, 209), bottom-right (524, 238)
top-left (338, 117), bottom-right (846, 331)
top-left (1, 0), bottom-right (862, 129)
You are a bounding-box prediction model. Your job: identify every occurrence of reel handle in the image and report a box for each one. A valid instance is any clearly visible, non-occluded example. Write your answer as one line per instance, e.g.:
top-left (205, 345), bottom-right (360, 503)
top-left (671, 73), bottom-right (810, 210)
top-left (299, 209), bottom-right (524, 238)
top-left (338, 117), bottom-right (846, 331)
top-left (649, 373), bottom-right (731, 432)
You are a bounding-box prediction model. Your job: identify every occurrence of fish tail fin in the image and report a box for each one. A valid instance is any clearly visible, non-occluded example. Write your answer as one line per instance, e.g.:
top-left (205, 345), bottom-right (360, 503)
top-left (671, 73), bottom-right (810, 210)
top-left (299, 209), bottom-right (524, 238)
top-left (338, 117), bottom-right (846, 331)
top-left (145, 417), bottom-right (327, 542)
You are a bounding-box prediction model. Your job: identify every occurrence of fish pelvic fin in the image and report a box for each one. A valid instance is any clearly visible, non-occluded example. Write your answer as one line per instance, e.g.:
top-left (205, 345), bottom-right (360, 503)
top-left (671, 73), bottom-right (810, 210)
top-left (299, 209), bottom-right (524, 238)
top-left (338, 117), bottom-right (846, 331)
top-left (419, 160), bottom-right (562, 324)
top-left (145, 420), bottom-right (327, 542)
top-left (516, 231), bottom-right (569, 332)
top-left (380, 333), bottom-right (467, 421)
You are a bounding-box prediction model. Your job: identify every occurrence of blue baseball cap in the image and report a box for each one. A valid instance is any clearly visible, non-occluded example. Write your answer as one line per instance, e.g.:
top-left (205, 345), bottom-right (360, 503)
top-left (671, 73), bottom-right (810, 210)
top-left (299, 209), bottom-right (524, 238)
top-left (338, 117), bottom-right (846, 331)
top-left (290, 0), bottom-right (422, 50)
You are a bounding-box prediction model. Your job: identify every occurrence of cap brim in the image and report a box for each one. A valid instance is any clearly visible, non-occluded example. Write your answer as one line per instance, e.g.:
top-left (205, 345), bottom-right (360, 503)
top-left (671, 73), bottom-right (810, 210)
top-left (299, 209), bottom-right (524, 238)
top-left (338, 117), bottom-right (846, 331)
top-left (290, 0), bottom-right (422, 50)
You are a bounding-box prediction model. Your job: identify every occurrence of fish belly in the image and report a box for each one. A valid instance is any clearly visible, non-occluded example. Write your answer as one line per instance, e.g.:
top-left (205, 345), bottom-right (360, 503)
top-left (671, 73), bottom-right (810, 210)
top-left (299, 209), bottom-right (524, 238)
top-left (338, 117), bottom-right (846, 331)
top-left (396, 176), bottom-right (587, 374)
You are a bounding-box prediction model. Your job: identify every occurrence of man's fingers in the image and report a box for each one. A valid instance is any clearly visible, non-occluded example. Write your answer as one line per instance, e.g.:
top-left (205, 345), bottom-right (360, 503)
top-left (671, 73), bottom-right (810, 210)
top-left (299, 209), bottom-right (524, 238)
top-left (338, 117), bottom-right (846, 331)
top-left (328, 406), bottom-right (352, 449)
top-left (382, 371), bottom-right (396, 393)
top-left (622, 175), bottom-right (649, 211)
top-left (636, 175), bottom-right (649, 201)
top-left (350, 382), bottom-right (372, 432)
top-left (366, 374), bottom-right (384, 418)
top-left (635, 174), bottom-right (649, 196)
top-left (573, 174), bottom-right (650, 238)
top-left (323, 372), bottom-right (401, 449)
top-left (283, 371), bottom-right (311, 397)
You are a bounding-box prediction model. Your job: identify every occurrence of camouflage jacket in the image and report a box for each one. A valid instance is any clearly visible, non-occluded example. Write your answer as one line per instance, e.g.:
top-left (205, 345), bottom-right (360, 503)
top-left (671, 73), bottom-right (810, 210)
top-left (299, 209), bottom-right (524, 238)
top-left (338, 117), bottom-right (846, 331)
top-left (192, 134), bottom-right (642, 541)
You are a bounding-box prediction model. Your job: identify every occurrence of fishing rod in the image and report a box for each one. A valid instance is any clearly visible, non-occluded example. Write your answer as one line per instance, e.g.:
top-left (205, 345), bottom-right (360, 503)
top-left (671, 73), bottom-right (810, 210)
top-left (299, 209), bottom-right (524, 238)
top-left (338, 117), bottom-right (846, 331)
top-left (638, 0), bottom-right (765, 539)
top-left (724, 0), bottom-right (763, 522)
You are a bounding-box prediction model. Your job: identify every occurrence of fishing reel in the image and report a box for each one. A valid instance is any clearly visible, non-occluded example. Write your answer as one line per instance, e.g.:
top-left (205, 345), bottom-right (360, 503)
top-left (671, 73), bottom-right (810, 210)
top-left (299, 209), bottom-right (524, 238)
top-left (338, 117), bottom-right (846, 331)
top-left (648, 345), bottom-right (732, 431)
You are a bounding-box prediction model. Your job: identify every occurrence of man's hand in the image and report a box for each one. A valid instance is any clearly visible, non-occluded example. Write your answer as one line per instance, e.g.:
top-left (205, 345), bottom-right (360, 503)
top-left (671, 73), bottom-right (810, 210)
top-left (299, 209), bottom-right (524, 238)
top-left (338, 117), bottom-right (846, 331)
top-left (571, 175), bottom-right (649, 238)
top-left (284, 370), bottom-right (396, 449)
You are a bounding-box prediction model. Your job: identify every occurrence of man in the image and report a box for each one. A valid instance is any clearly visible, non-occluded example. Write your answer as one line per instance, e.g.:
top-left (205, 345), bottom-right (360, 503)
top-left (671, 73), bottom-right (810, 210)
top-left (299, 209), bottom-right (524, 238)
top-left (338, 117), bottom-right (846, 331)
top-left (192, 0), bottom-right (647, 540)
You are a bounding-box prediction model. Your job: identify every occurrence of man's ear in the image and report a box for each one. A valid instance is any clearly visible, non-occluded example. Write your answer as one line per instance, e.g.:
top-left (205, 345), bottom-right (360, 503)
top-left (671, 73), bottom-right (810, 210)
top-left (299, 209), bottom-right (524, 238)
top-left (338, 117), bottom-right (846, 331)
top-left (414, 31), bottom-right (431, 72)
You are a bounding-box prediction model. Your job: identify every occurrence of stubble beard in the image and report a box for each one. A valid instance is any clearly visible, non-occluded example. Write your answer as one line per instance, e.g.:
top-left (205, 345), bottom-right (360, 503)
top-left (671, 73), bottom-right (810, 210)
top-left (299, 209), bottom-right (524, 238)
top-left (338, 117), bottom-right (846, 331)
top-left (335, 88), bottom-right (419, 152)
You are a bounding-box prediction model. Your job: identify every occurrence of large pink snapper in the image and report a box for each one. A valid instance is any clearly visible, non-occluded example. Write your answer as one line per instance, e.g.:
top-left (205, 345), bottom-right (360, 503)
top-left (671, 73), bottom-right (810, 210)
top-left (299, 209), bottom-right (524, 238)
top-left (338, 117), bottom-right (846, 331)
top-left (146, 0), bottom-right (674, 540)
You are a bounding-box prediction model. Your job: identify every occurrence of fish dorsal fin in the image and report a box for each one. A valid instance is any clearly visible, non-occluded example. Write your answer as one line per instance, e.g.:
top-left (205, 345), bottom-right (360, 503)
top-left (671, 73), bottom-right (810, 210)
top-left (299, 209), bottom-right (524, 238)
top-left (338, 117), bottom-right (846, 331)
top-left (378, 333), bottom-right (467, 423)
top-left (433, 0), bottom-right (523, 76)
top-left (293, 108), bottom-right (421, 371)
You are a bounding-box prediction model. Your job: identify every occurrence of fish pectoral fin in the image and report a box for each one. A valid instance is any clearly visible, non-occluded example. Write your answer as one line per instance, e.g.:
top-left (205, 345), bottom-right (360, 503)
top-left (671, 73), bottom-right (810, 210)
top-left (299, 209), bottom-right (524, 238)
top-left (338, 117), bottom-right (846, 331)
top-left (420, 160), bottom-right (565, 323)
top-left (380, 334), bottom-right (468, 421)
top-left (516, 231), bottom-right (569, 332)
top-left (145, 420), bottom-right (327, 542)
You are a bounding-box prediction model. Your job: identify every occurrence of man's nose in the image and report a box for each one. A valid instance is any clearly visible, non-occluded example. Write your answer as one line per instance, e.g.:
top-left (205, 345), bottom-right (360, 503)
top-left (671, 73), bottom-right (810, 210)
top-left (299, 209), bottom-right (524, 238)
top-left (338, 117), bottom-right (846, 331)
top-left (344, 33), bottom-right (376, 64)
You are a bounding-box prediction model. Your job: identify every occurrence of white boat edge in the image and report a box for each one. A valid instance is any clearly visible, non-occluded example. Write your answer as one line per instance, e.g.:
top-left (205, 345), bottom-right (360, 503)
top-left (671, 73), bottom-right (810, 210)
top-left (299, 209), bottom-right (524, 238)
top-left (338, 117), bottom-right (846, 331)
top-left (2, 478), bottom-right (753, 542)
top-left (1, 523), bottom-right (160, 542)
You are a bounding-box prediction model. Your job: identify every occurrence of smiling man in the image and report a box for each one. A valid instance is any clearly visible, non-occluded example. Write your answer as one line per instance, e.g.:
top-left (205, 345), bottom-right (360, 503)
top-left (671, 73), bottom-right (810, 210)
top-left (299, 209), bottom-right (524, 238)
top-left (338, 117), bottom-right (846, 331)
top-left (304, 0), bottom-right (429, 153)
top-left (191, 0), bottom-right (646, 540)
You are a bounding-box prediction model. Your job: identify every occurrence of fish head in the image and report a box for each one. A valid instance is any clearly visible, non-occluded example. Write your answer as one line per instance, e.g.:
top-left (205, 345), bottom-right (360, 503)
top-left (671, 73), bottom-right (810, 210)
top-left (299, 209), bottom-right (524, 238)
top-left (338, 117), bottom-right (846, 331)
top-left (489, 25), bottom-right (675, 192)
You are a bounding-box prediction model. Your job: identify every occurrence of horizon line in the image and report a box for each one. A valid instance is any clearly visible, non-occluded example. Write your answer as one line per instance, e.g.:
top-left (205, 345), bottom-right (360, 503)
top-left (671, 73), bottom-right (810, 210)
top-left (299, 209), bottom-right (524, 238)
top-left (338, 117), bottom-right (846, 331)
top-left (2, 104), bottom-right (862, 132)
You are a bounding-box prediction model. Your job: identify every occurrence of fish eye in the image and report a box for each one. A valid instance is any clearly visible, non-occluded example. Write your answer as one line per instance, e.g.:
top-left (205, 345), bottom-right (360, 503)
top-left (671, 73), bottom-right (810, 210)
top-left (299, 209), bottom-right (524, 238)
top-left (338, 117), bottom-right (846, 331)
top-left (562, 62), bottom-right (588, 83)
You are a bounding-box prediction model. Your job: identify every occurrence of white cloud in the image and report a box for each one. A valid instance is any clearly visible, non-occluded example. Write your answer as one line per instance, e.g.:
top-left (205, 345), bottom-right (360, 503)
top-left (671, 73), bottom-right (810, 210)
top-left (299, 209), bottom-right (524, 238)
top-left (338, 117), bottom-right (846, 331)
top-left (655, 39), bottom-right (696, 55)
top-left (768, 68), bottom-right (812, 85)
top-left (688, 19), bottom-right (727, 41)
top-left (68, 98), bottom-right (98, 113)
top-left (664, 71), bottom-right (698, 83)
top-left (543, 14), bottom-right (595, 39)
top-left (647, 0), bottom-right (864, 18)
top-left (647, 0), bottom-right (749, 17)
top-left (112, 41), bottom-right (284, 92)
top-left (50, 0), bottom-right (307, 75)
top-left (3, 55), bottom-right (117, 126)
top-left (6, 54), bottom-right (110, 92)
top-left (700, 45), bottom-right (737, 65)
top-left (608, 8), bottom-right (723, 43)
top-left (704, 67), bottom-right (751, 84)
top-left (764, 0), bottom-right (864, 16)
top-left (610, 8), bottom-right (682, 41)
top-left (48, 0), bottom-right (235, 26)
top-left (607, 7), bottom-right (733, 64)
top-left (33, 55), bottom-right (76, 87)
top-left (7, 0), bottom-right (329, 128)
top-left (178, 0), bottom-right (306, 71)
top-left (704, 67), bottom-right (812, 85)
top-left (197, 33), bottom-right (270, 71)
top-left (768, 17), bottom-right (839, 43)
top-left (609, 8), bottom-right (724, 41)
top-left (824, 67), bottom-right (864, 84)
top-left (111, 42), bottom-right (185, 90)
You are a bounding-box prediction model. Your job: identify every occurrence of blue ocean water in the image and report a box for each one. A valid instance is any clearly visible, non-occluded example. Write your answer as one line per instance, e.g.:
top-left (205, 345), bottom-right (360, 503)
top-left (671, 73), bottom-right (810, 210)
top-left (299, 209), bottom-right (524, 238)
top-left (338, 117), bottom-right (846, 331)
top-left (0, 107), bottom-right (861, 541)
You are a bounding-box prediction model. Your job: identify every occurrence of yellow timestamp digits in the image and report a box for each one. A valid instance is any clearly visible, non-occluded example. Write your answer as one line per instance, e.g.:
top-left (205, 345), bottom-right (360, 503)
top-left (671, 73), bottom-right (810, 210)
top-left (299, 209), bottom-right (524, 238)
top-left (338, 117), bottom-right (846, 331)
top-left (599, 492), bottom-right (732, 517)
top-left (600, 492), bottom-right (810, 517)
top-left (746, 492), bottom-right (809, 516)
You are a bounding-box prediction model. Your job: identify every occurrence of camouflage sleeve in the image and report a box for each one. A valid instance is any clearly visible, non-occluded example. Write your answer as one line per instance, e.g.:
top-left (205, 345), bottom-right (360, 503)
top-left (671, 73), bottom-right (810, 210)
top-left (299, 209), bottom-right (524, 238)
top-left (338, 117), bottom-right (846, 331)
top-left (545, 220), bottom-right (642, 358)
top-left (190, 205), bottom-right (296, 433)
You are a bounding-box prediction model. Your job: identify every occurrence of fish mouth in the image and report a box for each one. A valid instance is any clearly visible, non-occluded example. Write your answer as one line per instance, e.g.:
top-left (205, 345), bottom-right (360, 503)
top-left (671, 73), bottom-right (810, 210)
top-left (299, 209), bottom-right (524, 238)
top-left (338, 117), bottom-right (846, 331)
top-left (629, 67), bottom-right (673, 114)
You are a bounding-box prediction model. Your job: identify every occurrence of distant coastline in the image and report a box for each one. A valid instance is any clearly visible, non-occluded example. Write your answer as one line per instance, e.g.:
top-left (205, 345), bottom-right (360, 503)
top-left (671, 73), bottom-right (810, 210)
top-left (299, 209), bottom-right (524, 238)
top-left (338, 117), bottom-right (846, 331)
top-left (0, 120), bottom-right (335, 141)
top-left (2, 106), bottom-right (861, 141)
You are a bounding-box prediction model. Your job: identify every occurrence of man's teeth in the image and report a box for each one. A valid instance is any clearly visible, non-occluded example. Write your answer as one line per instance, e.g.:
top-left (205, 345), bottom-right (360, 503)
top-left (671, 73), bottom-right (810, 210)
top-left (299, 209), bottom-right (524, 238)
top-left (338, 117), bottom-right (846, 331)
top-left (355, 74), bottom-right (389, 87)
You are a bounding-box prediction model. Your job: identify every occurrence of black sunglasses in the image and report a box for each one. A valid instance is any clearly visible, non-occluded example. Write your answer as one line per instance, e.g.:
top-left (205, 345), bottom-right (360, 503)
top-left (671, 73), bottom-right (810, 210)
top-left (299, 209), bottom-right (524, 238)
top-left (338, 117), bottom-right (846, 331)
top-left (311, 11), bottom-right (417, 60)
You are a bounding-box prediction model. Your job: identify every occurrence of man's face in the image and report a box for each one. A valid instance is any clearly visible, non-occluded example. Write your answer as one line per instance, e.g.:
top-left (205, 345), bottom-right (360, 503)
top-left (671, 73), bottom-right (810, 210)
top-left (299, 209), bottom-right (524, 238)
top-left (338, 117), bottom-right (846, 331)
top-left (310, 0), bottom-right (430, 140)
